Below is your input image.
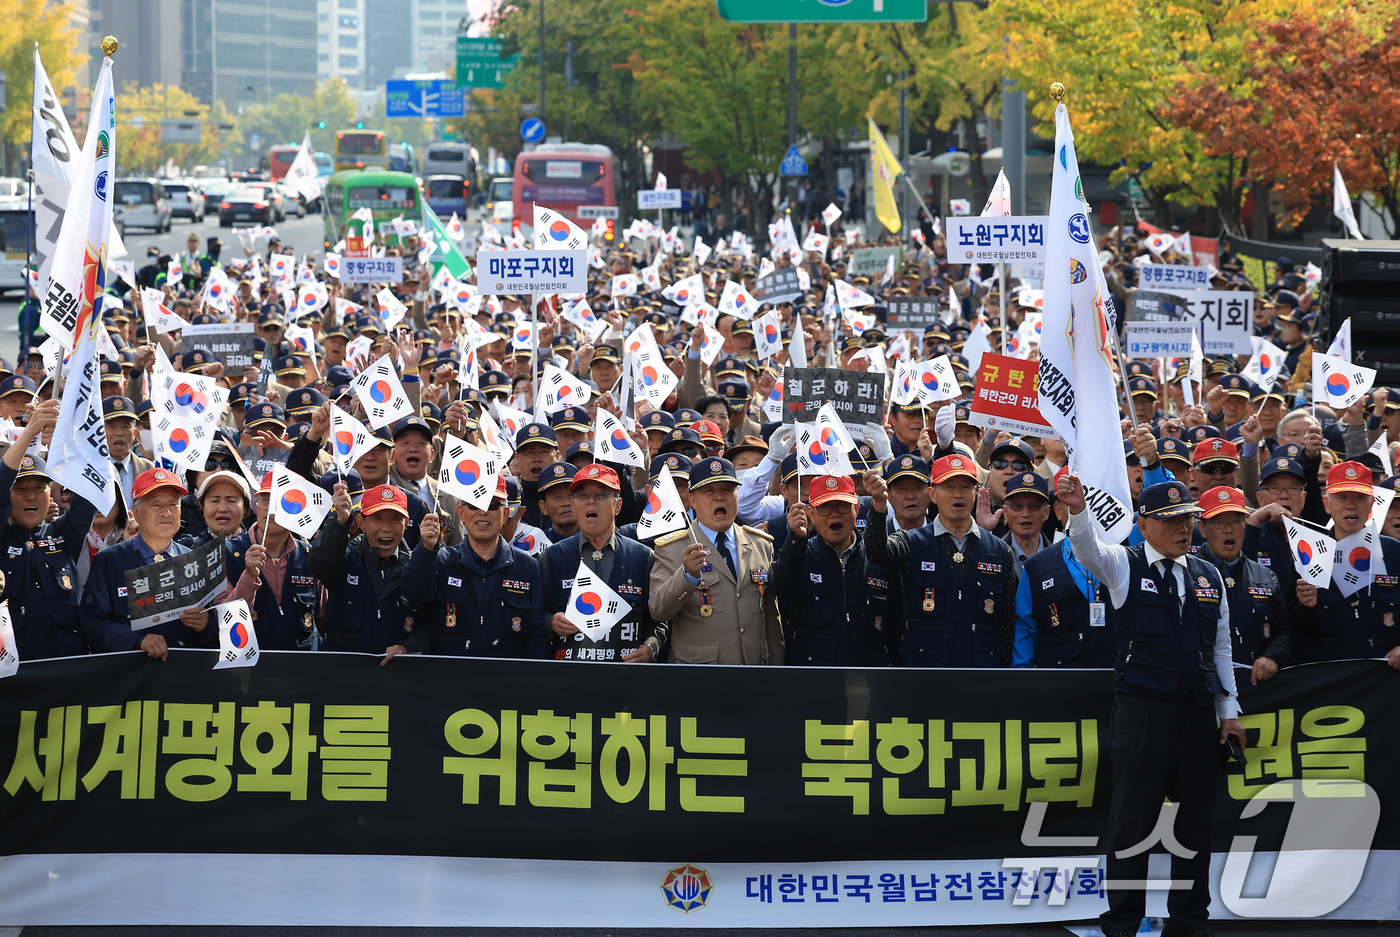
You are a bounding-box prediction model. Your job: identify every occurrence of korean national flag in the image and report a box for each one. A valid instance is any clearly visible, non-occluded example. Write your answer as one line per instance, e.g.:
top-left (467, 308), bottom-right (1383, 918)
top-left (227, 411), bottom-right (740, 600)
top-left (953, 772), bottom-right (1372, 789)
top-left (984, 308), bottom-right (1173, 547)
top-left (334, 296), bottom-right (363, 325)
top-left (594, 407), bottom-right (647, 469)
top-left (822, 203), bottom-right (842, 228)
top-left (717, 278), bottom-right (757, 321)
top-left (795, 420), bottom-right (854, 476)
top-left (297, 262), bottom-right (316, 286)
top-left (159, 371), bottom-right (227, 427)
top-left (567, 567), bottom-right (632, 643)
top-left (139, 287), bottom-right (191, 335)
top-left (352, 354), bottom-right (414, 428)
top-left (153, 412), bottom-right (215, 474)
top-left (802, 231), bottom-right (829, 259)
top-left (834, 277), bottom-right (875, 310)
top-left (541, 362), bottom-right (592, 414)
top-left (438, 434), bottom-right (503, 509)
top-left (1312, 351), bottom-right (1376, 412)
top-left (913, 354), bottom-right (960, 404)
top-left (663, 274), bottom-right (704, 307)
top-left (890, 361), bottom-right (919, 407)
top-left (533, 205), bottom-right (588, 251)
top-left (761, 375), bottom-right (784, 421)
top-left (329, 402), bottom-right (377, 475)
top-left (637, 464), bottom-right (689, 539)
top-left (1285, 517), bottom-right (1336, 589)
top-left (696, 322), bottom-right (725, 367)
top-left (562, 299), bottom-right (610, 343)
top-left (376, 288), bottom-right (409, 331)
top-left (1333, 523), bottom-right (1385, 598)
top-left (640, 263), bottom-right (663, 292)
top-left (510, 321), bottom-right (536, 352)
top-left (269, 465), bottom-right (333, 535)
top-left (324, 253), bottom-right (342, 277)
top-left (0, 602), bottom-right (19, 679)
top-left (753, 310), bottom-right (783, 361)
top-left (212, 599), bottom-right (260, 670)
top-left (610, 273), bottom-right (641, 300)
top-left (1241, 337), bottom-right (1286, 394)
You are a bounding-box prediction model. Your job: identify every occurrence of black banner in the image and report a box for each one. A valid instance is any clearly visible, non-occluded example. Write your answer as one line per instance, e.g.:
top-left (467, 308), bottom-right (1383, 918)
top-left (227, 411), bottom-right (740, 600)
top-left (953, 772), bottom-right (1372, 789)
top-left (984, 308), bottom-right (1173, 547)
top-left (2, 655), bottom-right (1396, 864)
top-left (885, 298), bottom-right (944, 330)
top-left (753, 267), bottom-right (803, 305)
top-left (781, 367), bottom-right (886, 429)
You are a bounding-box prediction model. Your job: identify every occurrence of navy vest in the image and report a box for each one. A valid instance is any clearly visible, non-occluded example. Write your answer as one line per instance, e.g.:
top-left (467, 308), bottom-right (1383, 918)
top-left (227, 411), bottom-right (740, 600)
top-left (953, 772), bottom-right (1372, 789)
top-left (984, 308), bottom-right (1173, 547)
top-left (544, 533), bottom-right (651, 661)
top-left (900, 526), bottom-right (1014, 667)
top-left (1024, 544), bottom-right (1114, 667)
top-left (226, 532), bottom-right (318, 651)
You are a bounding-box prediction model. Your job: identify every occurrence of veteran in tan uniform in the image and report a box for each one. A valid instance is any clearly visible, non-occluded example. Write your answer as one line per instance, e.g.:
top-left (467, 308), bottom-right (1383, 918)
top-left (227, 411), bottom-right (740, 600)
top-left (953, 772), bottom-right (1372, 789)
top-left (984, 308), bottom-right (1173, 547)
top-left (649, 456), bottom-right (783, 664)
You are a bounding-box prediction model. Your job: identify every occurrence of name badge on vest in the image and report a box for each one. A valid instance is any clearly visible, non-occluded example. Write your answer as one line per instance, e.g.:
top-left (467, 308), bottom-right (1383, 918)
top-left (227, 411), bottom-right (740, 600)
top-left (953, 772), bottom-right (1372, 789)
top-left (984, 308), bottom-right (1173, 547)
top-left (1140, 578), bottom-right (1158, 594)
top-left (1090, 602), bottom-right (1106, 627)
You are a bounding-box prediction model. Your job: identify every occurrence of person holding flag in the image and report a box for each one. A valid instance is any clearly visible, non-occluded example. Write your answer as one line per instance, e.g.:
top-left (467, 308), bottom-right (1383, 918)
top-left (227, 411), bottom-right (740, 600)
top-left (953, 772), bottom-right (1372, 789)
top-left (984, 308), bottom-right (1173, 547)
top-left (541, 464), bottom-right (664, 663)
top-left (222, 471), bottom-right (322, 651)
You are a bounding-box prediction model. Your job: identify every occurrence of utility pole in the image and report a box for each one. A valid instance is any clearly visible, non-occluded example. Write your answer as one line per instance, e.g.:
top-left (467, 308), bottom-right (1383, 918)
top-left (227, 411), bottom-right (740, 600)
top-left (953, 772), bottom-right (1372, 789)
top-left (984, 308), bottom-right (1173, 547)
top-left (788, 23), bottom-right (797, 207)
top-left (538, 0), bottom-right (546, 124)
top-left (898, 70), bottom-right (908, 236)
top-left (1002, 77), bottom-right (1025, 215)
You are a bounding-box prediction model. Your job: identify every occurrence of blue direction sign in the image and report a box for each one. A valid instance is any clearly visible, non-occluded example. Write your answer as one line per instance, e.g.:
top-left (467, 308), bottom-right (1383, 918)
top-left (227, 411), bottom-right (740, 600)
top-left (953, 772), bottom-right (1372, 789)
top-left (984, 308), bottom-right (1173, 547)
top-left (386, 80), bottom-right (466, 118)
top-left (520, 117), bottom-right (546, 142)
top-left (780, 145), bottom-right (808, 176)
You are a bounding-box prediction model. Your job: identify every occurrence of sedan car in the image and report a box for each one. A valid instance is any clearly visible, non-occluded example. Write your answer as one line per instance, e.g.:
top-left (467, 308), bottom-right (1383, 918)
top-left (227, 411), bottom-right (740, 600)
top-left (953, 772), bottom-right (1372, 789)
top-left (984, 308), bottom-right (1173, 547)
top-left (164, 181), bottom-right (207, 221)
top-left (218, 188), bottom-right (279, 227)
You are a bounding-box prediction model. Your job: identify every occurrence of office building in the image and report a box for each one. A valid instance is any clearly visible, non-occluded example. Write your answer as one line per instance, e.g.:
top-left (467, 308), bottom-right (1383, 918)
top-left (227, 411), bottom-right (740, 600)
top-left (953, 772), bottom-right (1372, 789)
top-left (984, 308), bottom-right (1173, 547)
top-left (181, 0), bottom-right (317, 108)
top-left (318, 0), bottom-right (365, 88)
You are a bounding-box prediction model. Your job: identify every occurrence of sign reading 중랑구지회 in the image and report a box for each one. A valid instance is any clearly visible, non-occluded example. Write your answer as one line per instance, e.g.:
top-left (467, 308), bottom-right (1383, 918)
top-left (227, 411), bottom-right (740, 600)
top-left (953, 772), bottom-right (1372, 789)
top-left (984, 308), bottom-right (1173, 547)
top-left (0, 655), bottom-right (1394, 926)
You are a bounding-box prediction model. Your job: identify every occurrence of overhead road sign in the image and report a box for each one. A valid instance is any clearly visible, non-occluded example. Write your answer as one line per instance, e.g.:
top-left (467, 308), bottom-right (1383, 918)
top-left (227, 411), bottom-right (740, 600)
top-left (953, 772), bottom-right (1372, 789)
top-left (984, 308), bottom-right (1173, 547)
top-left (456, 37), bottom-right (521, 90)
top-left (386, 80), bottom-right (466, 118)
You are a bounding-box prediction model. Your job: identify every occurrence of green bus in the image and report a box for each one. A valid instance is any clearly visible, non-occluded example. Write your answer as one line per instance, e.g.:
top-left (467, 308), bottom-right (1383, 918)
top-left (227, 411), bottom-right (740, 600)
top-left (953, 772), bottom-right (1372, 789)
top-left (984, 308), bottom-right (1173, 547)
top-left (322, 169), bottom-right (422, 250)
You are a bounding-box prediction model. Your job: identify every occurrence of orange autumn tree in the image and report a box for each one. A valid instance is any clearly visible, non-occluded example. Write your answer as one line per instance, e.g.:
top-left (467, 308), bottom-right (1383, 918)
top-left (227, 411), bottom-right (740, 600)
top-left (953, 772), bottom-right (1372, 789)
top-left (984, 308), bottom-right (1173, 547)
top-left (1165, 11), bottom-right (1400, 237)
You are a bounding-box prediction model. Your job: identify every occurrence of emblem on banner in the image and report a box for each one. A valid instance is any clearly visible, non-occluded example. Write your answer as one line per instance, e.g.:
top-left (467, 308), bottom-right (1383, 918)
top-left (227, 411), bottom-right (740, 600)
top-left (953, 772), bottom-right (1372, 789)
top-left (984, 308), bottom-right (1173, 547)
top-left (661, 863), bottom-right (714, 913)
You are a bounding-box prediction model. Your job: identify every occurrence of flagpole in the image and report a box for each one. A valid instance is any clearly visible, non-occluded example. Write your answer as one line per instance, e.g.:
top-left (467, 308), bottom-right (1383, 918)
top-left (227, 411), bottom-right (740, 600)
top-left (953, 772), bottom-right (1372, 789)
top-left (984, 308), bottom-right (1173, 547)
top-left (1108, 324), bottom-right (1140, 434)
top-left (998, 261), bottom-right (1007, 358)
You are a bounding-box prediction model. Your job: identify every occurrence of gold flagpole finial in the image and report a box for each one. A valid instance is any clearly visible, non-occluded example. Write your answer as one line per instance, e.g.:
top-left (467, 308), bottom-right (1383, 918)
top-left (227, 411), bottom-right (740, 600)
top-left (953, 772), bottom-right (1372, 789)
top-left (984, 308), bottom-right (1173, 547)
top-left (101, 36), bottom-right (118, 57)
top-left (1048, 82), bottom-right (1065, 103)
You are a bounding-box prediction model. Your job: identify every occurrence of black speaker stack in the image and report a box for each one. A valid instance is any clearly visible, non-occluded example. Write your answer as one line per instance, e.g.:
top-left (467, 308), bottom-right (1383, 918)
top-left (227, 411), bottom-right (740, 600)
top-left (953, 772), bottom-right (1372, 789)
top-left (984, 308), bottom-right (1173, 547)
top-left (1320, 239), bottom-right (1400, 382)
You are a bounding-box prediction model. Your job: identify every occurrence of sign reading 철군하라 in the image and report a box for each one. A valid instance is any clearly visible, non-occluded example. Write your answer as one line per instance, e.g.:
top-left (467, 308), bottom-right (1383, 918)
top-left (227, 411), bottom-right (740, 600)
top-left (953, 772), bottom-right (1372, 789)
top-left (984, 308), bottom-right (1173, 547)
top-left (781, 367), bottom-right (885, 433)
top-left (179, 322), bottom-right (257, 371)
top-left (124, 536), bottom-right (228, 631)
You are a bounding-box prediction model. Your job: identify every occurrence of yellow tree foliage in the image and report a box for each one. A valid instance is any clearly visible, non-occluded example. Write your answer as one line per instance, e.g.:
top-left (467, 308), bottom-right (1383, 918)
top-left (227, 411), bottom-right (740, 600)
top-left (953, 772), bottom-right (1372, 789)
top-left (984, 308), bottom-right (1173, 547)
top-left (0, 0), bottom-right (79, 145)
top-left (115, 82), bottom-right (232, 173)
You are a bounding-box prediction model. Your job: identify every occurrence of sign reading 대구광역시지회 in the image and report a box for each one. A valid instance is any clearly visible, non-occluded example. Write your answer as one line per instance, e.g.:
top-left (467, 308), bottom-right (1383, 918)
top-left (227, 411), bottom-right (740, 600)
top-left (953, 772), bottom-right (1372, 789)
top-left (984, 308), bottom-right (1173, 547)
top-left (1124, 321), bottom-right (1198, 359)
top-left (123, 535), bottom-right (228, 631)
top-left (179, 322), bottom-right (257, 371)
top-left (479, 250), bottom-right (587, 295)
top-left (781, 367), bottom-right (885, 432)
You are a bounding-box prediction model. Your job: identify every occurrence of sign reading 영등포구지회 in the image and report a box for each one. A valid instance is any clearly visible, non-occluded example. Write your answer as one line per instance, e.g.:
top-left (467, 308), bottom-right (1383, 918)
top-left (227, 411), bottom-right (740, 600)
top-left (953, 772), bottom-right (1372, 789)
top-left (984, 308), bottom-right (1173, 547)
top-left (1138, 262), bottom-right (1211, 290)
top-left (340, 256), bottom-right (403, 285)
top-left (943, 217), bottom-right (1049, 264)
top-left (123, 536), bottom-right (228, 631)
top-left (480, 250), bottom-right (587, 295)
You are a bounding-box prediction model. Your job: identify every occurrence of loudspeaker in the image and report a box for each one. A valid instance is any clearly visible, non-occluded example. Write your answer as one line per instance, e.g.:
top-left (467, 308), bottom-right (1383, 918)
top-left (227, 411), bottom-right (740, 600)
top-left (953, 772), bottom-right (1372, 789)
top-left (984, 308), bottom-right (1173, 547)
top-left (1321, 240), bottom-right (1400, 382)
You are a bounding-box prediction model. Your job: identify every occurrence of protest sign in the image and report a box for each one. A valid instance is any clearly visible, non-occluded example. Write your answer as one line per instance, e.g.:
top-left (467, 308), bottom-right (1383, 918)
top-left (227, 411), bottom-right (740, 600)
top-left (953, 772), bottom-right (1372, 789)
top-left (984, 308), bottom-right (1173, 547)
top-left (124, 536), bottom-right (228, 631)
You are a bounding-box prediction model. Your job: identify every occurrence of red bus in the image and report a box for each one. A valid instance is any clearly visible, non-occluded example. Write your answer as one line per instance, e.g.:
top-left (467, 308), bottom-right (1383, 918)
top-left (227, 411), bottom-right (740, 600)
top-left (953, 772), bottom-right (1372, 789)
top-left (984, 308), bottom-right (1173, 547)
top-left (513, 143), bottom-right (617, 236)
top-left (260, 145), bottom-right (300, 181)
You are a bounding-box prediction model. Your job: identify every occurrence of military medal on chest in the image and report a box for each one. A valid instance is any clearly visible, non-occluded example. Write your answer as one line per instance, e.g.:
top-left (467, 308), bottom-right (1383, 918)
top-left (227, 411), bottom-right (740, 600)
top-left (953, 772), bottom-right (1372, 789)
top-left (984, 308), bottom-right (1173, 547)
top-left (923, 588), bottom-right (936, 612)
top-left (1225, 577), bottom-right (1236, 588)
top-left (591, 549), bottom-right (603, 562)
top-left (699, 584), bottom-right (713, 617)
top-left (952, 552), bottom-right (965, 564)
top-left (445, 601), bottom-right (458, 629)
top-left (751, 568), bottom-right (768, 597)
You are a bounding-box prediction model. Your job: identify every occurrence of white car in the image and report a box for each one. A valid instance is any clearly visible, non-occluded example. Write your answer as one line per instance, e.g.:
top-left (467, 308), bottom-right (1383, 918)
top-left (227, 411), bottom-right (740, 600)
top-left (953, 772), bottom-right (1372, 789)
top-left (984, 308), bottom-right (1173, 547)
top-left (113, 178), bottom-right (173, 232)
top-left (164, 181), bottom-right (207, 222)
top-left (486, 176), bottom-right (514, 225)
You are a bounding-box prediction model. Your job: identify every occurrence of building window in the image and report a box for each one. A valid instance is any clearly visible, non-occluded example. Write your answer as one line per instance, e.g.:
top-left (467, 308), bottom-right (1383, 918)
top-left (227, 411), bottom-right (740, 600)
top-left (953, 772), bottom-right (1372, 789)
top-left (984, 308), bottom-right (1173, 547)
top-left (319, 52), bottom-right (330, 61)
top-left (338, 54), bottom-right (358, 68)
top-left (338, 0), bottom-right (357, 6)
top-left (319, 32), bottom-right (330, 40)
top-left (338, 33), bottom-right (357, 47)
top-left (418, 9), bottom-right (440, 17)
top-left (419, 25), bottom-right (441, 34)
top-left (338, 14), bottom-right (358, 27)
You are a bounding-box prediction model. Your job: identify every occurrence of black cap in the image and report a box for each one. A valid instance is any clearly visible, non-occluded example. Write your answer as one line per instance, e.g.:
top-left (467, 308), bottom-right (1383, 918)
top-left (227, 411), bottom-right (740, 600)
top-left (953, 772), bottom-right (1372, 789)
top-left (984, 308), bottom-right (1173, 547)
top-left (650, 453), bottom-right (693, 481)
top-left (537, 461), bottom-right (578, 492)
top-left (1138, 480), bottom-right (1201, 518)
top-left (689, 457), bottom-right (739, 490)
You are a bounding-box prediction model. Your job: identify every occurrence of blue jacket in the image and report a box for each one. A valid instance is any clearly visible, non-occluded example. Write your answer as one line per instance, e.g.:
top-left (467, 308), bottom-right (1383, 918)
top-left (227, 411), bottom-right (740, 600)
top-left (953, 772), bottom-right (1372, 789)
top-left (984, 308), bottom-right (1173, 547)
top-left (310, 515), bottom-right (419, 654)
top-left (80, 535), bottom-right (214, 652)
top-left (0, 462), bottom-right (98, 658)
top-left (1013, 539), bottom-right (1114, 668)
top-left (226, 531), bottom-right (318, 650)
top-left (400, 536), bottom-right (551, 658)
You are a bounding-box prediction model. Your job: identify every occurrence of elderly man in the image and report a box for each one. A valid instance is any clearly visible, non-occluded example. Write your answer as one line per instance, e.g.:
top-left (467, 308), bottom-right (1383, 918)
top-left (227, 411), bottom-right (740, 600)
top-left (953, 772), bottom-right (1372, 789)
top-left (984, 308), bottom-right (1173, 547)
top-left (81, 469), bottom-right (218, 659)
top-left (1058, 475), bottom-right (1245, 937)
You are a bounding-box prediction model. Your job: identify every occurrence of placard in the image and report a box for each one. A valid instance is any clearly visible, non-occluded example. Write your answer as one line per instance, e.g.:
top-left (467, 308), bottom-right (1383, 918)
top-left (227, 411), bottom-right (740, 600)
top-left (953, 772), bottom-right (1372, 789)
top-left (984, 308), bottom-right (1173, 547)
top-left (124, 536), bottom-right (229, 631)
top-left (637, 190), bottom-right (682, 211)
top-left (340, 256), bottom-right (404, 284)
top-left (781, 367), bottom-right (884, 432)
top-left (751, 267), bottom-right (802, 305)
top-left (884, 299), bottom-right (944, 329)
top-left (943, 217), bottom-right (1049, 263)
top-left (1124, 321), bottom-right (1198, 359)
top-left (480, 250), bottom-right (588, 295)
top-left (577, 205), bottom-right (619, 220)
top-left (1138, 262), bottom-right (1210, 290)
top-left (179, 323), bottom-right (257, 371)
top-left (847, 247), bottom-right (901, 278)
top-left (1128, 288), bottom-right (1252, 355)
top-left (967, 352), bottom-right (1056, 438)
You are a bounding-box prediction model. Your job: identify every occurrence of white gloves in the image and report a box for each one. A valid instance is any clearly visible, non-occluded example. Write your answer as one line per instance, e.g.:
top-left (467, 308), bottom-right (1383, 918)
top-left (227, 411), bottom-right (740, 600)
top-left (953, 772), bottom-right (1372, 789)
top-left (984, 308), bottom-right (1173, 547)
top-left (862, 422), bottom-right (894, 463)
top-left (934, 404), bottom-right (955, 449)
top-left (767, 424), bottom-right (796, 463)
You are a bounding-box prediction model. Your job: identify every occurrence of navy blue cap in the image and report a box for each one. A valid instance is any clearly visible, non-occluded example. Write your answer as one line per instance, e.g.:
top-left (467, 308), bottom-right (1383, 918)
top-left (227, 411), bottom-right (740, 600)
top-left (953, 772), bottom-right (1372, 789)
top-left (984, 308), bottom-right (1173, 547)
top-left (1156, 436), bottom-right (1191, 464)
top-left (848, 443), bottom-right (879, 472)
top-left (326, 364), bottom-right (354, 386)
top-left (689, 456), bottom-right (738, 491)
top-left (564, 440), bottom-right (597, 463)
top-left (550, 407), bottom-right (591, 432)
top-left (718, 378), bottom-right (751, 400)
top-left (1138, 480), bottom-right (1201, 518)
top-left (1270, 442), bottom-right (1305, 461)
top-left (1128, 376), bottom-right (1157, 397)
top-left (659, 426), bottom-right (703, 453)
top-left (0, 375), bottom-right (36, 398)
top-left (516, 423), bottom-right (558, 448)
top-left (674, 408), bottom-right (702, 427)
top-left (650, 453), bottom-right (693, 481)
top-left (884, 454), bottom-right (930, 484)
top-left (482, 370), bottom-right (511, 392)
top-left (15, 453), bottom-right (48, 480)
top-left (284, 387), bottom-right (326, 414)
top-left (318, 468), bottom-right (364, 498)
top-left (780, 451), bottom-right (800, 482)
top-left (1003, 471), bottom-right (1050, 502)
top-left (642, 410), bottom-right (675, 433)
top-left (991, 439), bottom-right (1035, 465)
top-left (1261, 456), bottom-right (1305, 482)
top-left (229, 383), bottom-right (254, 406)
top-left (1185, 425), bottom-right (1222, 444)
top-left (102, 395), bottom-right (137, 421)
top-left (244, 402), bottom-right (286, 429)
top-left (182, 348), bottom-right (218, 372)
top-left (390, 415), bottom-right (433, 440)
top-left (275, 354), bottom-right (304, 375)
top-left (537, 461), bottom-right (578, 492)
top-left (419, 402), bottom-right (443, 427)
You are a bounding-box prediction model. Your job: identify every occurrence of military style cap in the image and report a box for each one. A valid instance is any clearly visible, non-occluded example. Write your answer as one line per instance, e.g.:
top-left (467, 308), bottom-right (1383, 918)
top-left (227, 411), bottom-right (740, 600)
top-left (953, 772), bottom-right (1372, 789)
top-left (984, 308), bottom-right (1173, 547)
top-left (689, 457), bottom-right (739, 491)
top-left (650, 453), bottom-right (693, 481)
top-left (0, 375), bottom-right (36, 398)
top-left (15, 454), bottom-right (48, 481)
top-left (1156, 437), bottom-right (1191, 465)
top-left (537, 461), bottom-right (578, 492)
top-left (659, 426), bottom-right (704, 454)
top-left (642, 410), bottom-right (675, 433)
top-left (391, 415), bottom-right (433, 441)
top-left (883, 454), bottom-right (930, 485)
top-left (1003, 472), bottom-right (1050, 502)
top-left (550, 407), bottom-right (591, 433)
top-left (243, 402), bottom-right (286, 430)
top-left (1138, 480), bottom-right (1201, 518)
top-left (102, 395), bottom-right (138, 422)
top-left (516, 423), bottom-right (559, 449)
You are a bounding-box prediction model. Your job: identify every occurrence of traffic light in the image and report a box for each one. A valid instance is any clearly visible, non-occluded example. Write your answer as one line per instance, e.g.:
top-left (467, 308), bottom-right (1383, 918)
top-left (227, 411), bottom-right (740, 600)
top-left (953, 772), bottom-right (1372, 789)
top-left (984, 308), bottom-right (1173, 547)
top-left (604, 218), bottom-right (616, 243)
top-left (317, 120), bottom-right (326, 129)
top-left (355, 121), bottom-right (364, 130)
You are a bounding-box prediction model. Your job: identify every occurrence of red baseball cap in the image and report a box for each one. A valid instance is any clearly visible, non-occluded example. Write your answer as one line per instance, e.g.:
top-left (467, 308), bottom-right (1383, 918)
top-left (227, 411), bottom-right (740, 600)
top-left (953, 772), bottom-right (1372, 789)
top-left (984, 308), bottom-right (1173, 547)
top-left (692, 419), bottom-right (725, 444)
top-left (1328, 460), bottom-right (1373, 495)
top-left (258, 471), bottom-right (275, 494)
top-left (1199, 485), bottom-right (1249, 518)
top-left (569, 463), bottom-right (621, 492)
top-left (1192, 438), bottom-right (1239, 466)
top-left (930, 454), bottom-right (979, 484)
top-left (361, 484), bottom-right (409, 517)
top-left (809, 474), bottom-right (858, 507)
top-left (132, 467), bottom-right (187, 499)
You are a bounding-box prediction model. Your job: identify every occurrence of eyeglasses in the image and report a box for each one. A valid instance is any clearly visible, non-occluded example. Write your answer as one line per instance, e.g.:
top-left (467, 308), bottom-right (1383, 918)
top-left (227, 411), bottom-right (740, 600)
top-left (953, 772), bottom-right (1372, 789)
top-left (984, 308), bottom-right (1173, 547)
top-left (204, 458), bottom-right (236, 472)
top-left (813, 501), bottom-right (853, 516)
top-left (1260, 484), bottom-right (1304, 496)
top-left (1125, 456), bottom-right (1142, 467)
top-left (1198, 463), bottom-right (1236, 476)
top-left (1202, 515), bottom-right (1246, 528)
top-left (992, 459), bottom-right (1031, 472)
top-left (678, 447), bottom-right (704, 459)
top-left (571, 491), bottom-right (616, 504)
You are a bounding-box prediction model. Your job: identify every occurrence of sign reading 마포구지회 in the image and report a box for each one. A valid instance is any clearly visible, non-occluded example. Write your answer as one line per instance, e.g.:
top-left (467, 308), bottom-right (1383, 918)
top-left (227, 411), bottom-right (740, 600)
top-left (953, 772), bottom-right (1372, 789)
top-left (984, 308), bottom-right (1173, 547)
top-left (480, 250), bottom-right (587, 295)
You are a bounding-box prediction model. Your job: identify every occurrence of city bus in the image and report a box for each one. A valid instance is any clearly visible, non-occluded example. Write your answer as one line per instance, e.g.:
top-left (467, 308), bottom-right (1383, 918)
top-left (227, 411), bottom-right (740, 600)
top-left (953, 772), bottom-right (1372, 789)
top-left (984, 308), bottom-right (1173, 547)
top-left (260, 145), bottom-right (300, 181)
top-left (387, 142), bottom-right (417, 176)
top-left (512, 142), bottom-right (617, 237)
top-left (333, 130), bottom-right (388, 172)
top-left (322, 170), bottom-right (420, 250)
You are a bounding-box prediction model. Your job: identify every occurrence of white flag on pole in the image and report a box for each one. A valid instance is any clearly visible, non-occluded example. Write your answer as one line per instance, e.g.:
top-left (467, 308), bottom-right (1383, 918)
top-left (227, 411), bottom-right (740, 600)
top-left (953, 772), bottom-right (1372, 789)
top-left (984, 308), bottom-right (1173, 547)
top-left (139, 287), bottom-right (190, 334)
top-left (269, 465), bottom-right (333, 535)
top-left (47, 318), bottom-right (116, 514)
top-left (822, 203), bottom-right (842, 228)
top-left (31, 47), bottom-right (81, 301)
top-left (284, 133), bottom-right (323, 202)
top-left (534, 205), bottom-right (589, 250)
top-left (1334, 523), bottom-right (1384, 598)
top-left (0, 603), bottom-right (19, 679)
top-left (212, 599), bottom-right (261, 669)
top-left (833, 277), bottom-right (875, 310)
top-left (1285, 517), bottom-right (1336, 589)
top-left (637, 465), bottom-right (689, 539)
top-left (981, 169), bottom-right (1012, 217)
top-left (352, 354), bottom-right (414, 428)
top-left (1333, 162), bottom-right (1365, 240)
top-left (1034, 100), bottom-right (1133, 543)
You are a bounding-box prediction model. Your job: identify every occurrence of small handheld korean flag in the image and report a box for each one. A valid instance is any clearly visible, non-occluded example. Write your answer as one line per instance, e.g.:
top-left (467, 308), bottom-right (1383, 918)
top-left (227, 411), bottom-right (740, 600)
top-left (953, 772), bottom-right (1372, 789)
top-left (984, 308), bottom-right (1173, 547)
top-left (822, 202), bottom-right (842, 228)
top-left (890, 361), bottom-right (919, 407)
top-left (376, 288), bottom-right (408, 331)
top-left (914, 355), bottom-right (960, 404)
top-left (212, 599), bottom-right (260, 670)
top-left (1312, 352), bottom-right (1376, 411)
top-left (167, 258), bottom-right (183, 290)
top-left (153, 412), bottom-right (216, 474)
top-left (610, 273), bottom-right (640, 299)
top-left (594, 407), bottom-right (647, 469)
top-left (1328, 319), bottom-right (1352, 363)
top-left (1334, 523), bottom-right (1385, 598)
top-left (333, 297), bottom-right (362, 325)
top-left (438, 434), bottom-right (503, 509)
top-left (1285, 517), bottom-right (1336, 589)
top-left (692, 238), bottom-right (712, 267)
top-left (761, 374), bottom-right (785, 421)
top-left (566, 567), bottom-right (632, 643)
top-left (834, 277), bottom-right (875, 310)
top-left (0, 602), bottom-right (19, 679)
top-left (269, 465), bottom-right (333, 535)
top-left (1241, 338), bottom-right (1286, 393)
top-left (352, 355), bottom-right (414, 428)
top-left (637, 465), bottom-right (689, 539)
top-left (696, 322), bottom-right (725, 367)
top-left (815, 401), bottom-right (857, 457)
top-left (329, 403), bottom-right (377, 475)
top-left (323, 253), bottom-right (342, 277)
top-left (541, 362), bottom-right (592, 413)
top-left (753, 310), bottom-right (783, 360)
top-left (795, 422), bottom-right (854, 476)
top-left (640, 262), bottom-right (663, 292)
top-left (510, 321), bottom-right (536, 352)
top-left (493, 402), bottom-right (530, 445)
top-left (534, 205), bottom-right (588, 250)
top-left (1373, 480), bottom-right (1396, 530)
top-left (718, 279), bottom-right (757, 320)
top-left (563, 299), bottom-right (610, 343)
top-left (140, 287), bottom-right (191, 334)
top-left (802, 230), bottom-right (829, 259)
top-left (663, 273), bottom-right (704, 306)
